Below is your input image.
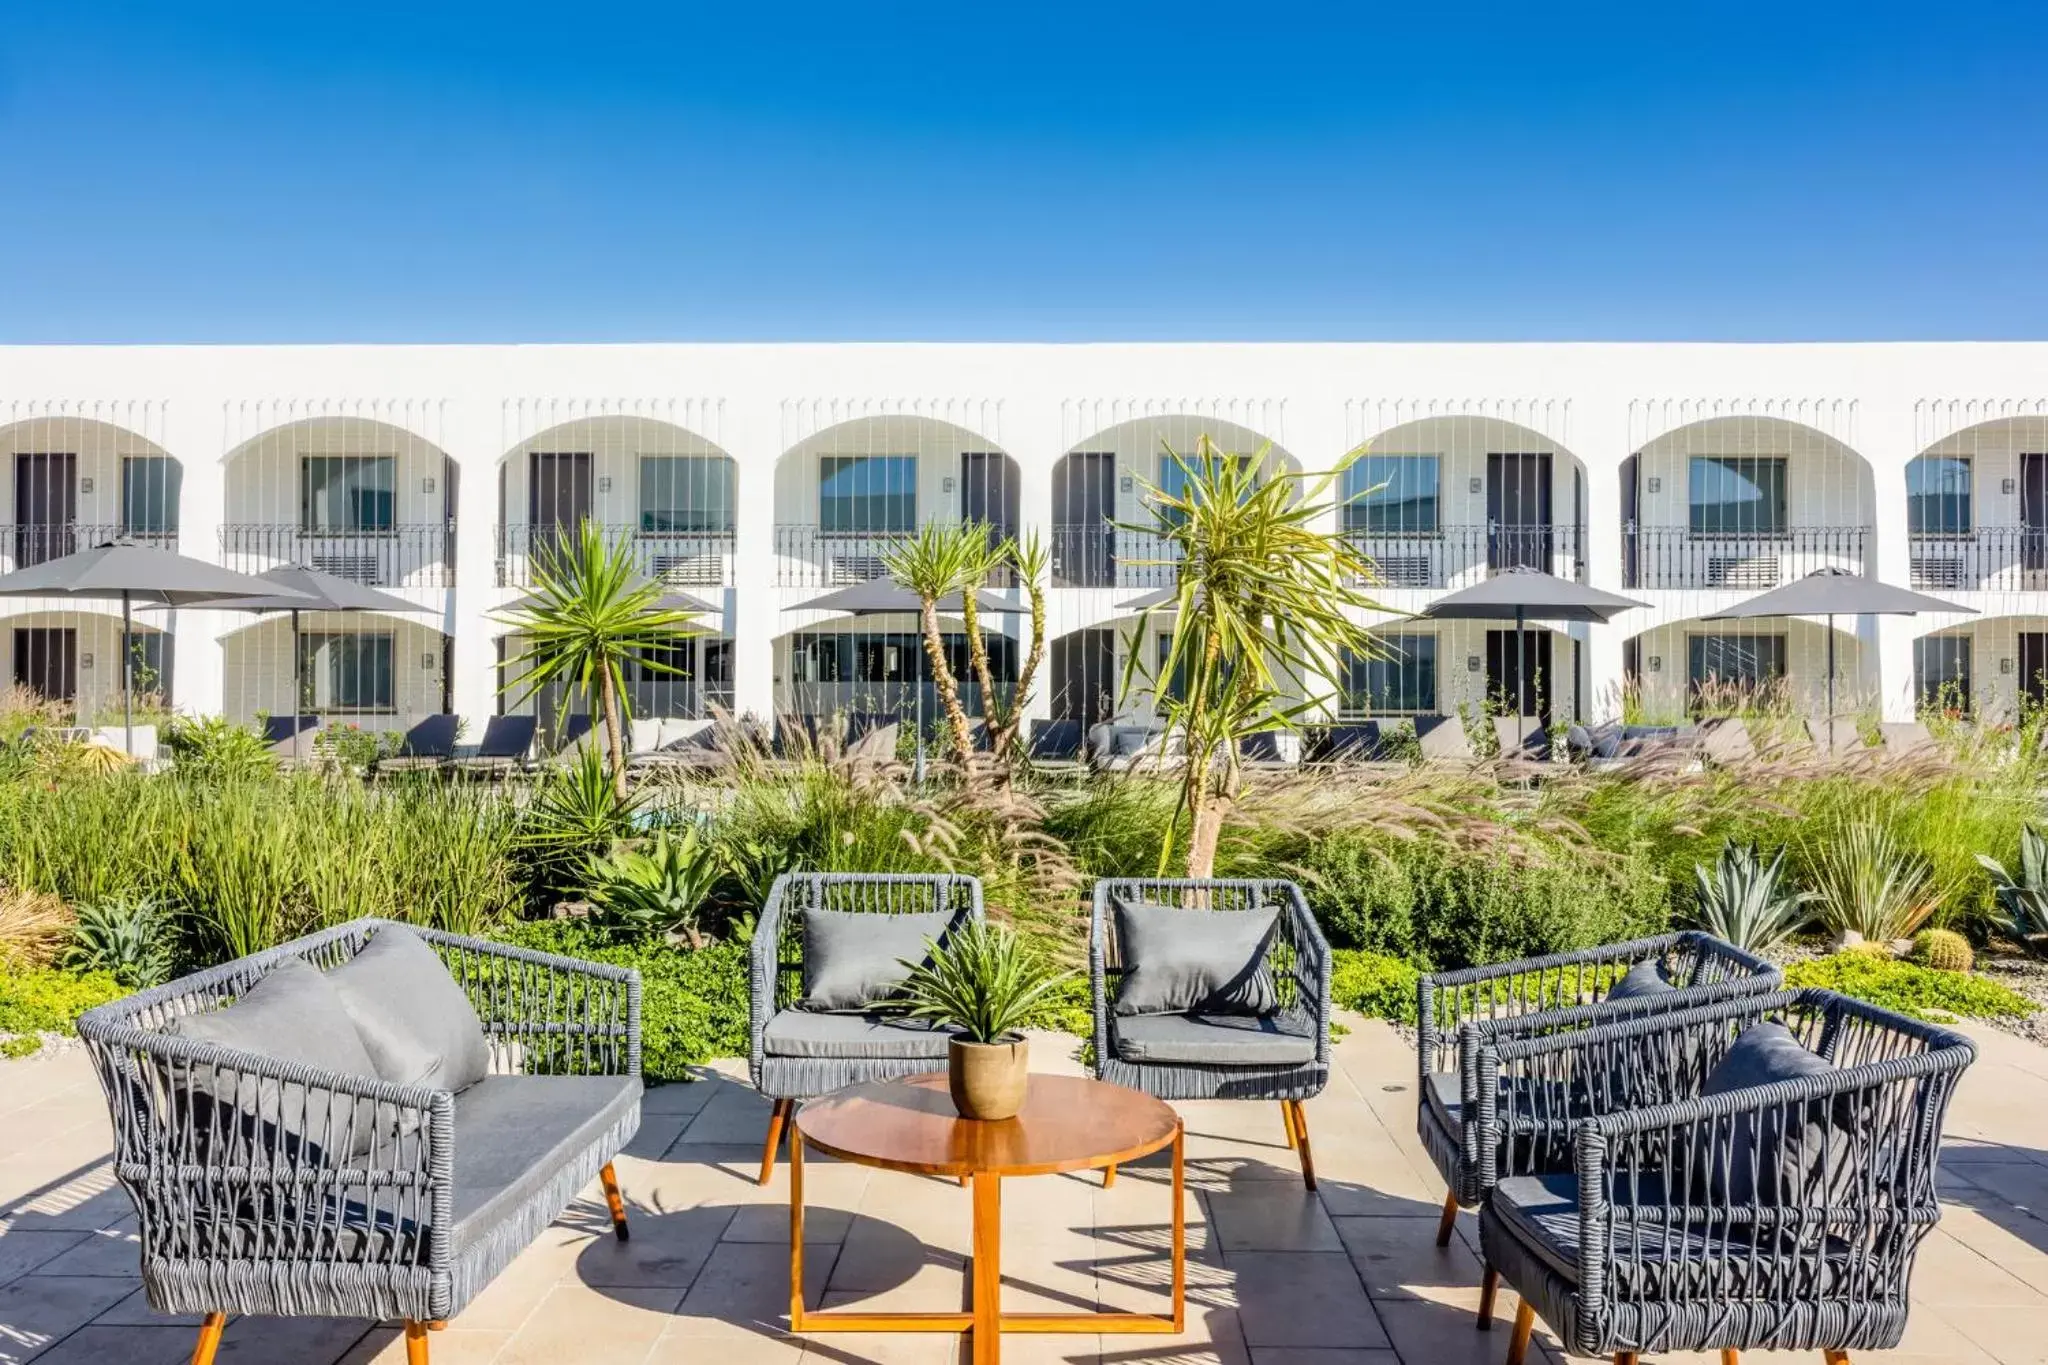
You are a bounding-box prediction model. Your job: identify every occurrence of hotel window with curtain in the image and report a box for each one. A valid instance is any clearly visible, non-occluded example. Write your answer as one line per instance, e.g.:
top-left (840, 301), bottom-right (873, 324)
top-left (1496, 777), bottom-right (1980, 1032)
top-left (301, 456), bottom-right (396, 532)
top-left (1913, 635), bottom-right (1971, 713)
top-left (1686, 631), bottom-right (1786, 706)
top-left (638, 456), bottom-right (735, 534)
top-left (1341, 634), bottom-right (1437, 716)
top-left (1340, 455), bottom-right (1440, 535)
top-left (819, 455), bottom-right (916, 533)
top-left (1907, 457), bottom-right (1972, 536)
top-left (1689, 456), bottom-right (1788, 536)
top-left (121, 456), bottom-right (181, 538)
top-left (298, 631), bottom-right (395, 712)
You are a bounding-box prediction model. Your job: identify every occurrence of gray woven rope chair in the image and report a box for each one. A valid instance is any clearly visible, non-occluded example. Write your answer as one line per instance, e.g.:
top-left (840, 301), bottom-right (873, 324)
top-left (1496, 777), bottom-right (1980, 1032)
top-left (75, 919), bottom-right (641, 1365)
top-left (1476, 987), bottom-right (1976, 1365)
top-left (1091, 878), bottom-right (1330, 1189)
top-left (1418, 931), bottom-right (1779, 1245)
top-left (749, 871), bottom-right (984, 1185)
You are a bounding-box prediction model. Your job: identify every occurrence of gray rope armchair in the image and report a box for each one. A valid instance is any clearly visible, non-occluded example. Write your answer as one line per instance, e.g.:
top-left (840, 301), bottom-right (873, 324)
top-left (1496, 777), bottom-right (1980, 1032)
top-left (748, 871), bottom-right (984, 1185)
top-left (1418, 931), bottom-right (1779, 1243)
top-left (1476, 987), bottom-right (1976, 1365)
top-left (1091, 878), bottom-right (1331, 1188)
top-left (74, 919), bottom-right (641, 1365)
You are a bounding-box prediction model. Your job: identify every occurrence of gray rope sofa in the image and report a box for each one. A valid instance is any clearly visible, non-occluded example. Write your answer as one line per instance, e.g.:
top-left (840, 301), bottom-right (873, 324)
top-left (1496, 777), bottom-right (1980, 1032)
top-left (1417, 931), bottom-right (1779, 1244)
top-left (1477, 987), bottom-right (1976, 1365)
top-left (1091, 878), bottom-right (1331, 1188)
top-left (75, 918), bottom-right (641, 1365)
top-left (748, 871), bottom-right (984, 1185)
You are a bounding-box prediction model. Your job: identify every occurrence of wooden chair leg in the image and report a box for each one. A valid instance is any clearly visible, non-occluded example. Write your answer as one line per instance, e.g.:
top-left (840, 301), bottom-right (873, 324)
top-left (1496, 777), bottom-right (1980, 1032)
top-left (1614, 1355), bottom-right (1639, 1365)
top-left (1435, 1189), bottom-right (1460, 1247)
top-left (1720, 1351), bottom-right (1740, 1365)
top-left (190, 1312), bottom-right (227, 1365)
top-left (1281, 1100), bottom-right (1299, 1149)
top-left (403, 1319), bottom-right (430, 1365)
top-left (599, 1160), bottom-right (629, 1242)
top-left (1475, 1265), bottom-right (1498, 1329)
top-left (1505, 1301), bottom-right (1536, 1365)
top-left (1102, 1163), bottom-right (1117, 1189)
top-left (1290, 1100), bottom-right (1317, 1191)
top-left (1822, 1353), bottom-right (1850, 1365)
top-left (758, 1097), bottom-right (794, 1186)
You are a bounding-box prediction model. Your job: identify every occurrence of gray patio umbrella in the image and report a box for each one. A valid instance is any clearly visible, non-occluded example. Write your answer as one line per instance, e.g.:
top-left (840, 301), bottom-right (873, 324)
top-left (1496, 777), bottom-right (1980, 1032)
top-left (505, 582), bottom-right (721, 618)
top-left (178, 565), bottom-right (435, 761)
top-left (1705, 567), bottom-right (1975, 737)
top-left (1421, 566), bottom-right (1649, 748)
top-left (1117, 586), bottom-right (1180, 613)
top-left (0, 542), bottom-right (315, 755)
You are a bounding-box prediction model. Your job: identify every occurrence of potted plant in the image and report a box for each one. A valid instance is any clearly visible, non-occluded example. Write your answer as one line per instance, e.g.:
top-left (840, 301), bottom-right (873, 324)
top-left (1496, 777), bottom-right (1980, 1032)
top-left (900, 921), bottom-right (1069, 1121)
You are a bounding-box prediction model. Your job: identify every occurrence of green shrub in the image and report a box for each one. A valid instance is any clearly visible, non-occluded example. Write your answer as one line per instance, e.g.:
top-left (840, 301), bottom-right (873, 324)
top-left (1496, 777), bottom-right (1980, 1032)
top-left (1332, 949), bottom-right (1420, 1025)
top-left (0, 967), bottom-right (128, 1057)
top-left (64, 896), bottom-right (174, 988)
top-left (1784, 951), bottom-right (2036, 1023)
top-left (163, 716), bottom-right (276, 783)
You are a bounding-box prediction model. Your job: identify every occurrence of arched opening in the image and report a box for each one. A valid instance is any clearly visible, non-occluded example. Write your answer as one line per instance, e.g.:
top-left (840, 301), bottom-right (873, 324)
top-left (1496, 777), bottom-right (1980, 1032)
top-left (498, 416), bottom-right (737, 590)
top-left (1624, 416), bottom-right (1875, 591)
top-left (1907, 614), bottom-right (2048, 721)
top-left (772, 617), bottom-right (1018, 739)
top-left (496, 628), bottom-right (734, 743)
top-left (0, 417), bottom-right (181, 567)
top-left (221, 612), bottom-right (451, 734)
top-left (1906, 416), bottom-right (2048, 593)
top-left (1621, 615), bottom-right (1869, 725)
top-left (223, 417), bottom-right (455, 588)
top-left (773, 416), bottom-right (1019, 587)
top-left (1, 608), bottom-right (173, 726)
top-left (1343, 415), bottom-right (1587, 590)
top-left (1051, 415), bottom-right (1297, 589)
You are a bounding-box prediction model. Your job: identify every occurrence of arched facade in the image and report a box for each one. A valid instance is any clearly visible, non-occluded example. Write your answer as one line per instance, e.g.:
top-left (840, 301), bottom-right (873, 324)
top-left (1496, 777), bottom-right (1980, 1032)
top-left (219, 611), bottom-right (451, 734)
top-left (0, 416), bottom-right (182, 566)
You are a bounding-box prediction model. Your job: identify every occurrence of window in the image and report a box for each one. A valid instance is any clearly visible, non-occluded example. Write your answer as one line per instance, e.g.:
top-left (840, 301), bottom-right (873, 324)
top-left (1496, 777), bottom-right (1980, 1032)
top-left (1907, 456), bottom-right (1972, 536)
top-left (1689, 456), bottom-right (1788, 536)
top-left (638, 456), bottom-right (734, 534)
top-left (126, 630), bottom-right (175, 701)
top-left (819, 455), bottom-right (916, 533)
top-left (1914, 635), bottom-right (1971, 713)
top-left (301, 456), bottom-right (396, 532)
top-left (1687, 632), bottom-right (1786, 702)
top-left (299, 631), bottom-right (395, 712)
top-left (121, 457), bottom-right (180, 537)
top-left (1342, 456), bottom-right (1440, 535)
top-left (1343, 634), bottom-right (1437, 715)
top-left (1157, 450), bottom-right (1258, 521)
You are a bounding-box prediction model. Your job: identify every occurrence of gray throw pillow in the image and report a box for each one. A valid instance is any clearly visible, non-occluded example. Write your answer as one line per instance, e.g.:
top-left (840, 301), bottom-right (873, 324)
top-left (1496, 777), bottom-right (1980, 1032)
top-left (1112, 899), bottom-right (1279, 1017)
top-left (1699, 1020), bottom-right (1845, 1206)
top-left (166, 956), bottom-right (387, 1161)
top-left (799, 908), bottom-right (956, 1012)
top-left (1603, 959), bottom-right (1676, 1003)
top-left (326, 923), bottom-right (492, 1093)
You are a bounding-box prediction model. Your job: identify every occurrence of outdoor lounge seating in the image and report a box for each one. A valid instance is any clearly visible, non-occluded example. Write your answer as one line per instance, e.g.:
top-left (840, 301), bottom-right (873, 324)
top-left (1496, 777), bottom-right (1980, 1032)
top-left (260, 713), bottom-right (322, 757)
top-left (1091, 877), bottom-right (1331, 1188)
top-left (1478, 987), bottom-right (1976, 1364)
top-left (448, 714), bottom-right (539, 776)
top-left (73, 918), bottom-right (642, 1365)
top-left (374, 713), bottom-right (461, 774)
top-left (1417, 932), bottom-right (1780, 1244)
top-left (748, 871), bottom-right (984, 1185)
top-left (1028, 717), bottom-right (1083, 762)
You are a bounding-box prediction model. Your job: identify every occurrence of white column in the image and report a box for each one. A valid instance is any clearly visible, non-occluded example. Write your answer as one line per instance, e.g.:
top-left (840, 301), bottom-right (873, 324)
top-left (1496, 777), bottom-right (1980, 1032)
top-left (1865, 401), bottom-right (1918, 721)
top-left (446, 405), bottom-right (502, 726)
top-left (727, 402), bottom-right (778, 725)
top-left (1576, 406), bottom-right (1630, 723)
top-left (169, 400), bottom-right (226, 718)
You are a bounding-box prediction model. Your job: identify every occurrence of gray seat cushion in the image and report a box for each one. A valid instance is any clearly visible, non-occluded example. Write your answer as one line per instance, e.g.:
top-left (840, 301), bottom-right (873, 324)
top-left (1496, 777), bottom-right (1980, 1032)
top-left (449, 1074), bottom-right (641, 1244)
top-left (327, 924), bottom-right (492, 1093)
top-left (1112, 900), bottom-right (1279, 1016)
top-left (1699, 1021), bottom-right (1846, 1204)
top-left (1112, 1011), bottom-right (1316, 1066)
top-left (799, 908), bottom-right (955, 1011)
top-left (1423, 1071), bottom-right (1462, 1128)
top-left (764, 1010), bottom-right (957, 1060)
top-left (1604, 959), bottom-right (1676, 1004)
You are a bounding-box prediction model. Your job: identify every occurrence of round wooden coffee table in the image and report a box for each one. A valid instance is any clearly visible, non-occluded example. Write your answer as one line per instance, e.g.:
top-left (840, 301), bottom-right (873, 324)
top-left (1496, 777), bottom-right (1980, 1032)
top-left (789, 1071), bottom-right (1185, 1365)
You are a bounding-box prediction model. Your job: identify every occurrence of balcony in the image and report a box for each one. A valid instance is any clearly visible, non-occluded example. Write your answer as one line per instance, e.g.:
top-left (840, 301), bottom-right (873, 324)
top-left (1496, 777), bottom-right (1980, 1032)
top-left (1047, 525), bottom-right (1179, 590)
top-left (1623, 524), bottom-right (1869, 591)
top-left (1909, 528), bottom-right (2048, 593)
top-left (0, 523), bottom-right (178, 571)
top-left (1340, 523), bottom-right (1587, 588)
top-left (497, 524), bottom-right (735, 590)
top-left (221, 524), bottom-right (456, 588)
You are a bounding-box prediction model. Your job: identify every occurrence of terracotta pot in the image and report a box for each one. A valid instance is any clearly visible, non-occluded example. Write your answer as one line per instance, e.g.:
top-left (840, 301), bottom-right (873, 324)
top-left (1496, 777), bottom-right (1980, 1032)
top-left (948, 1035), bottom-right (1030, 1120)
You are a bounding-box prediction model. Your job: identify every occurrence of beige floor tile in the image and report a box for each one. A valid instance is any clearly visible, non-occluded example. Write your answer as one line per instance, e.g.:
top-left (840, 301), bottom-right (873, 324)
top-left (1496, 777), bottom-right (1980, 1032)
top-left (496, 1283), bottom-right (681, 1365)
top-left (674, 1241), bottom-right (836, 1340)
top-left (28, 1225), bottom-right (141, 1280)
top-left (1372, 1298), bottom-right (1543, 1365)
top-left (0, 1231), bottom-right (93, 1287)
top-left (0, 1274), bottom-right (142, 1363)
top-left (1329, 1216), bottom-right (1486, 1308)
top-left (16, 1324), bottom-right (193, 1365)
top-left (1247, 1350), bottom-right (1398, 1365)
top-left (1205, 1188), bottom-right (1341, 1254)
top-left (570, 1202), bottom-right (734, 1289)
top-left (1224, 1255), bottom-right (1384, 1350)
top-left (1091, 1307), bottom-right (1249, 1365)
top-left (339, 1325), bottom-right (512, 1365)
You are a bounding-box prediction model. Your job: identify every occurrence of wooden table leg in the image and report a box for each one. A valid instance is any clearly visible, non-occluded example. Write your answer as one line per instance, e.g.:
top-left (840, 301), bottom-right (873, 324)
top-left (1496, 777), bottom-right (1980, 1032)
top-left (190, 1312), bottom-right (226, 1365)
top-left (1171, 1122), bottom-right (1186, 1333)
top-left (789, 1136), bottom-right (807, 1331)
top-left (972, 1171), bottom-right (1002, 1365)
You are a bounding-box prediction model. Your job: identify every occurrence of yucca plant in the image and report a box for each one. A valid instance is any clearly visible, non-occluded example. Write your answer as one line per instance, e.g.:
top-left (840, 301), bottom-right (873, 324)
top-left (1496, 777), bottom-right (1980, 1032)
top-left (882, 520), bottom-right (997, 762)
top-left (583, 825), bottom-right (725, 946)
top-left (899, 920), bottom-right (1070, 1044)
top-left (519, 746), bottom-right (649, 896)
top-left (1691, 840), bottom-right (1814, 953)
top-left (1811, 820), bottom-right (1943, 945)
top-left (63, 895), bottom-right (175, 989)
top-left (1978, 823), bottom-right (2048, 953)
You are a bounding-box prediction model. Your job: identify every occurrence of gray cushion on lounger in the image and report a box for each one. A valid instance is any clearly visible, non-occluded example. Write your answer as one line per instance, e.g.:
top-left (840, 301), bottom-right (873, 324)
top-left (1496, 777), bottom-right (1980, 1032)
top-left (327, 923), bottom-right (493, 1094)
top-left (763, 1011), bottom-right (957, 1059)
top-left (448, 1074), bottom-right (640, 1242)
top-left (1111, 1011), bottom-right (1316, 1065)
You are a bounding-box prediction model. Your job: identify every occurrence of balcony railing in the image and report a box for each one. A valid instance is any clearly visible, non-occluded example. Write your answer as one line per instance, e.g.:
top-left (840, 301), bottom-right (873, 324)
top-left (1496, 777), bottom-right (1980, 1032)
top-left (1623, 524), bottom-right (1870, 591)
top-left (1909, 528), bottom-right (2048, 592)
top-left (1340, 523), bottom-right (1587, 588)
top-left (0, 524), bottom-right (178, 572)
top-left (497, 525), bottom-right (735, 590)
top-left (221, 524), bottom-right (456, 588)
top-left (773, 524), bottom-right (1021, 589)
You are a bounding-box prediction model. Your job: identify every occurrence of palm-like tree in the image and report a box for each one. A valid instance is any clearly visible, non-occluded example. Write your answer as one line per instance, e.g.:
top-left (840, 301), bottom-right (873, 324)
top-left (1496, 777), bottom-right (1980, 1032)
top-left (881, 521), bottom-right (989, 760)
top-left (1125, 436), bottom-right (1388, 877)
top-left (495, 520), bottom-right (701, 796)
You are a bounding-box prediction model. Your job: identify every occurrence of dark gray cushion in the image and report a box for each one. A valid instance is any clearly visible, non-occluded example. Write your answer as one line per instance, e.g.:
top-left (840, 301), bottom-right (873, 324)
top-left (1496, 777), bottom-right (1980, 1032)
top-left (1111, 1011), bottom-right (1315, 1065)
top-left (1700, 1021), bottom-right (1844, 1205)
top-left (763, 1010), bottom-right (957, 1059)
top-left (165, 957), bottom-right (387, 1160)
top-left (449, 1074), bottom-right (641, 1243)
top-left (327, 924), bottom-right (492, 1094)
top-left (1112, 900), bottom-right (1279, 1017)
top-left (1604, 959), bottom-right (1676, 1004)
top-left (1423, 1071), bottom-right (1462, 1128)
top-left (798, 908), bottom-right (954, 1012)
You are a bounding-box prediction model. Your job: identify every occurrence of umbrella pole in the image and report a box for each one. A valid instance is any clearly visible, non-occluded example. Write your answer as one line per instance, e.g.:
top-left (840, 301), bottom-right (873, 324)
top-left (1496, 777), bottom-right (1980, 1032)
top-left (1516, 605), bottom-right (1528, 753)
top-left (121, 591), bottom-right (134, 757)
top-left (294, 609), bottom-right (306, 763)
top-left (1826, 612), bottom-right (1837, 753)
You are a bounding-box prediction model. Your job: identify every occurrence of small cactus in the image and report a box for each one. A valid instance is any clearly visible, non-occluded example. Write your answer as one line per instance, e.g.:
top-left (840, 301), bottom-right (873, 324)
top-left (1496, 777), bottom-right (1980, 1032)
top-left (1843, 937), bottom-right (1897, 960)
top-left (1912, 928), bottom-right (1975, 973)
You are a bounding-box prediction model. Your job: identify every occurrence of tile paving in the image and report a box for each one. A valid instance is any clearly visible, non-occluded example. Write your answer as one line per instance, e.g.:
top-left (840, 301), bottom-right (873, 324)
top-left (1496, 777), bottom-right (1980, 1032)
top-left (3, 1015), bottom-right (2046, 1365)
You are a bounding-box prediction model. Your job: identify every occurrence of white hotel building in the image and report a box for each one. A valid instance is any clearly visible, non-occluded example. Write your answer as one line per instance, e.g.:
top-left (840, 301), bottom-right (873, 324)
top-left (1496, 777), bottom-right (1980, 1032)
top-left (2, 341), bottom-right (2046, 742)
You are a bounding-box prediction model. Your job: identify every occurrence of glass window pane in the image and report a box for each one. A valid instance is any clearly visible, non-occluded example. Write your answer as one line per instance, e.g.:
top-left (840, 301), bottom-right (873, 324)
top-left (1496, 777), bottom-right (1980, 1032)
top-left (1907, 457), bottom-right (1972, 535)
top-left (1687, 632), bottom-right (1786, 693)
top-left (1914, 635), bottom-right (1971, 712)
top-left (1342, 634), bottom-right (1437, 714)
top-left (819, 456), bottom-right (916, 532)
top-left (638, 457), bottom-right (734, 533)
top-left (300, 631), bottom-right (395, 711)
top-left (121, 457), bottom-right (181, 536)
top-left (1689, 456), bottom-right (1787, 535)
top-left (301, 456), bottom-right (396, 531)
top-left (1342, 456), bottom-right (1440, 534)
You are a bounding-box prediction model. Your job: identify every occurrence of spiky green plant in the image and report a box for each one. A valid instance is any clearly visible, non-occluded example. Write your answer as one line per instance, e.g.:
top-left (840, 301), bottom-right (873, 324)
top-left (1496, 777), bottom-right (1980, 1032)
top-left (881, 520), bottom-right (995, 761)
top-left (1811, 820), bottom-right (1942, 944)
top-left (1911, 927), bottom-right (1975, 973)
top-left (519, 747), bottom-right (648, 894)
top-left (1690, 841), bottom-right (1815, 954)
top-left (495, 520), bottom-right (702, 796)
top-left (62, 896), bottom-right (174, 989)
top-left (1978, 823), bottom-right (2048, 953)
top-left (583, 825), bottom-right (725, 946)
top-left (898, 920), bottom-right (1070, 1043)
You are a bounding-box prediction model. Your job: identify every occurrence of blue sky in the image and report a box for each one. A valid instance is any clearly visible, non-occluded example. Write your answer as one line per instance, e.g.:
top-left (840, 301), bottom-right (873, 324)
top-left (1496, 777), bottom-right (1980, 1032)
top-left (2, 1), bottom-right (2044, 341)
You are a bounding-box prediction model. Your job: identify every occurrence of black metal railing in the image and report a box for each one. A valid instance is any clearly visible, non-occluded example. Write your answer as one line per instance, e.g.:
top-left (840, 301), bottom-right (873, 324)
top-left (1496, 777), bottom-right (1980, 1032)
top-left (773, 679), bottom-right (1009, 723)
top-left (773, 524), bottom-right (1020, 589)
top-left (1623, 524), bottom-right (1870, 590)
top-left (0, 523), bottom-right (177, 570)
top-left (1339, 522), bottom-right (1588, 587)
top-left (1909, 527), bottom-right (2048, 591)
top-left (1047, 524), bottom-right (1181, 589)
top-left (496, 524), bottom-right (735, 589)
top-left (221, 524), bottom-right (455, 587)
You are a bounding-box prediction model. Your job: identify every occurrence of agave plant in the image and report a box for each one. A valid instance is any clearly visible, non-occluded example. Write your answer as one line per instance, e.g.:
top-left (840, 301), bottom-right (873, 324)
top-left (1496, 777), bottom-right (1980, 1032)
top-left (519, 747), bottom-right (648, 895)
top-left (898, 921), bottom-right (1070, 1044)
top-left (63, 895), bottom-right (175, 988)
top-left (582, 825), bottom-right (725, 946)
top-left (1978, 824), bottom-right (2048, 953)
top-left (1691, 841), bottom-right (1814, 954)
top-left (1811, 820), bottom-right (1943, 945)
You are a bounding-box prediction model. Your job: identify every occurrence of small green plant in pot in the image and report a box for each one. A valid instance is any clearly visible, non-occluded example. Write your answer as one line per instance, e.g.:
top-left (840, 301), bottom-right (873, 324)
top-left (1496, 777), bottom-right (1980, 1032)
top-left (899, 921), bottom-right (1070, 1121)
